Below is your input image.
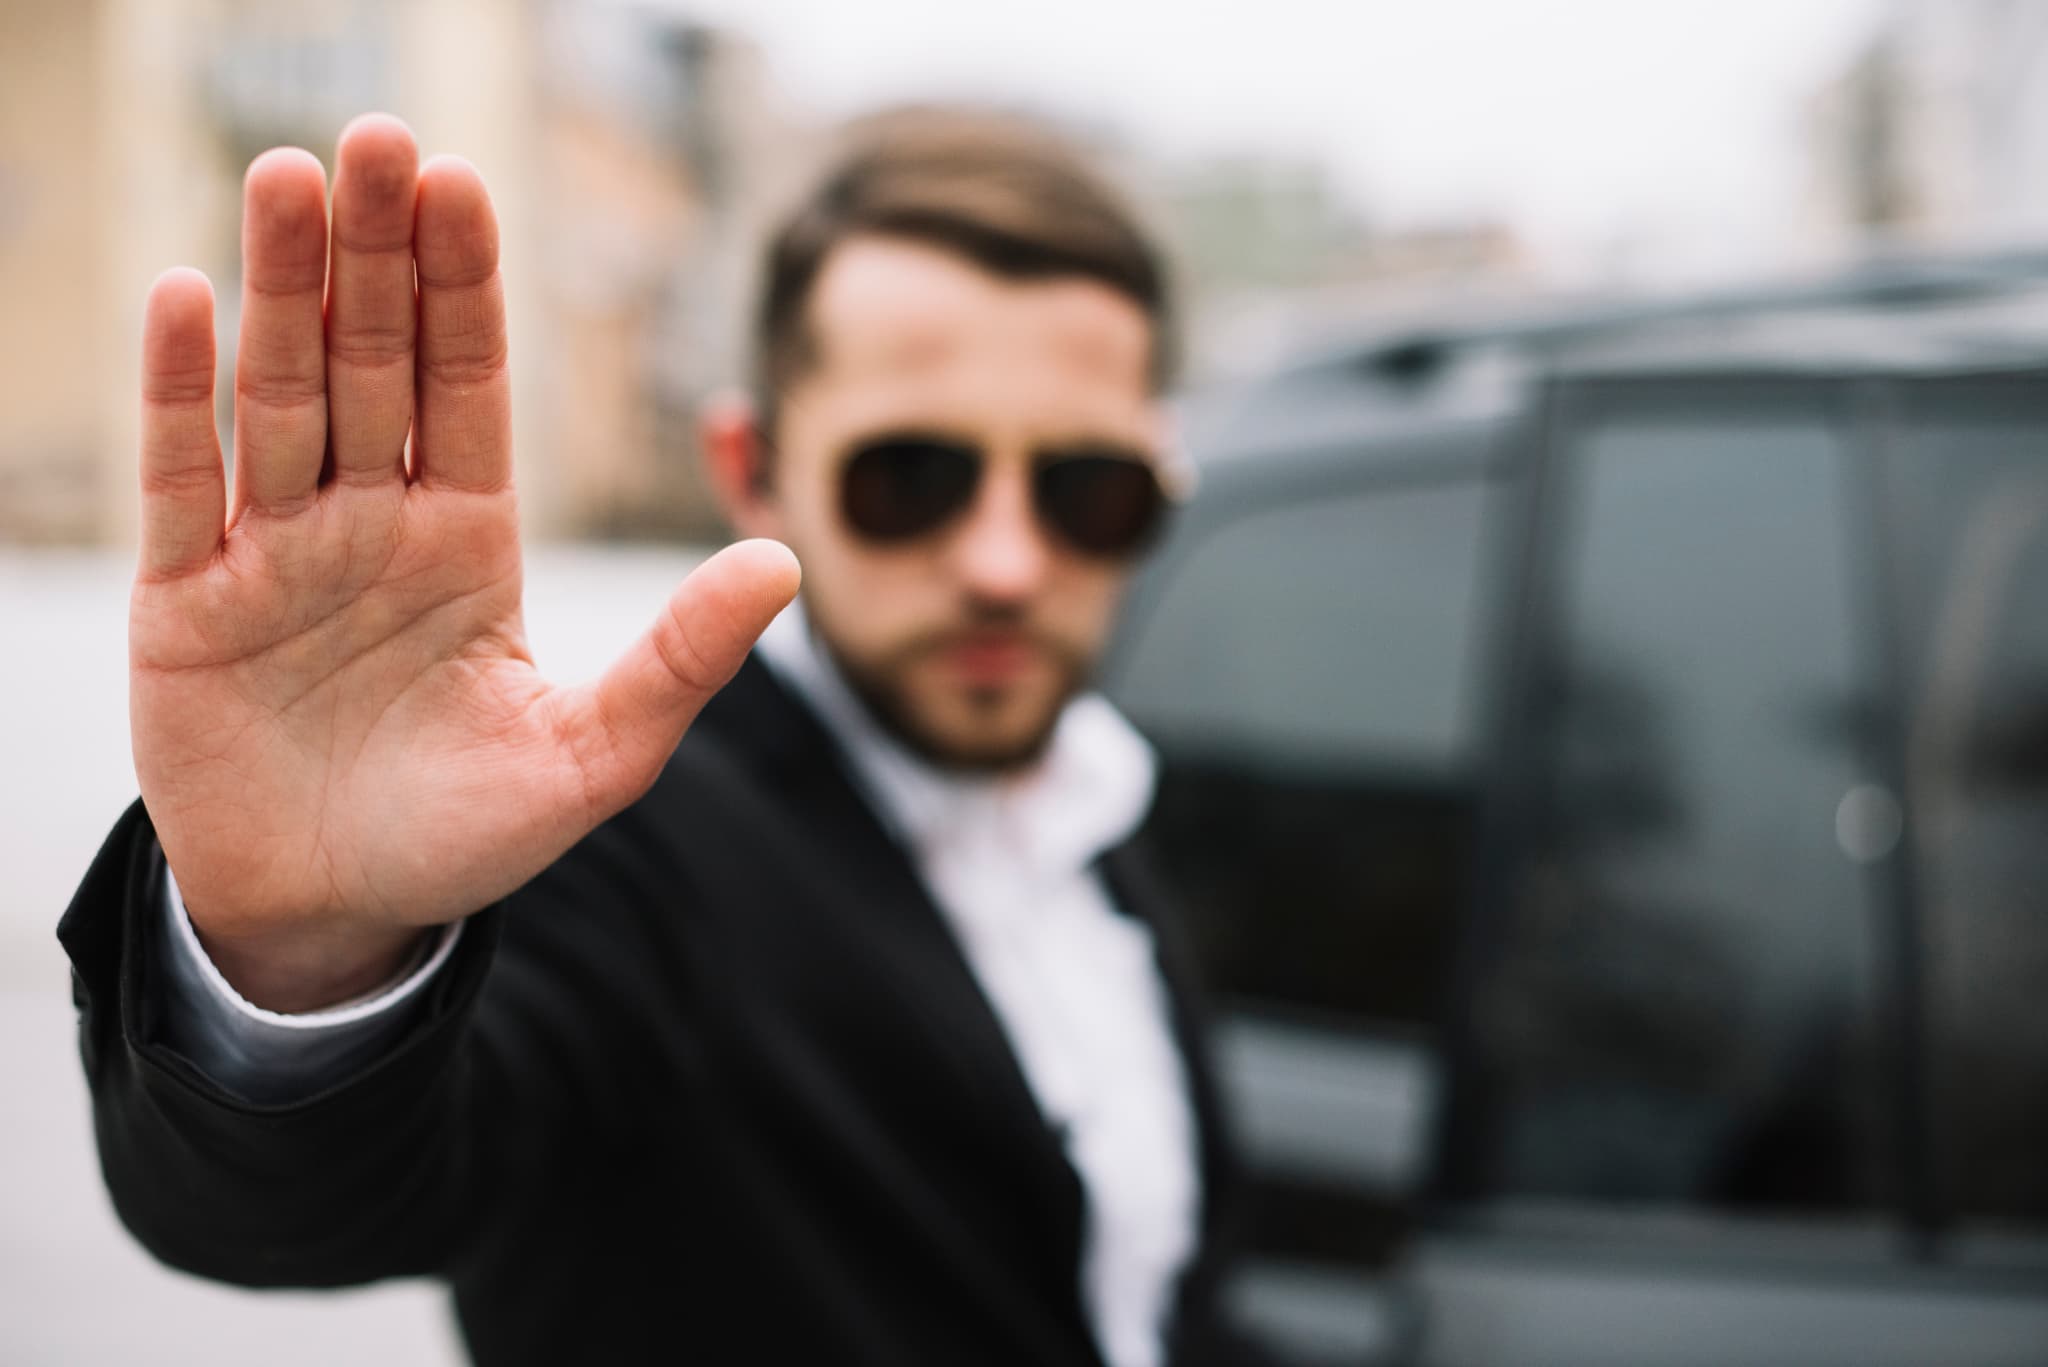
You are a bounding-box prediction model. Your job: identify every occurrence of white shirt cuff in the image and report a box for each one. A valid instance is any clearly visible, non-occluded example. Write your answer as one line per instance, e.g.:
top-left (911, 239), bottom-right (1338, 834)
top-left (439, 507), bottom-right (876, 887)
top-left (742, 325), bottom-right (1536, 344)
top-left (157, 863), bottom-right (464, 1103)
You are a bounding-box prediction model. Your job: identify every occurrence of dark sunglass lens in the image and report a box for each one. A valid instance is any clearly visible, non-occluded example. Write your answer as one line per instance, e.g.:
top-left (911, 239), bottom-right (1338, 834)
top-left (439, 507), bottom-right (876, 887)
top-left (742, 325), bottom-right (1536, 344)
top-left (840, 438), bottom-right (982, 542)
top-left (1035, 455), bottom-right (1167, 557)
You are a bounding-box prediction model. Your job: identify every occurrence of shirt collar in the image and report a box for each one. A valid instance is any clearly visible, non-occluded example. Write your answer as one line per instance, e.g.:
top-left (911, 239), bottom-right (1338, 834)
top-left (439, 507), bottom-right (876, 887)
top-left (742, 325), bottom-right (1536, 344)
top-left (754, 598), bottom-right (1156, 876)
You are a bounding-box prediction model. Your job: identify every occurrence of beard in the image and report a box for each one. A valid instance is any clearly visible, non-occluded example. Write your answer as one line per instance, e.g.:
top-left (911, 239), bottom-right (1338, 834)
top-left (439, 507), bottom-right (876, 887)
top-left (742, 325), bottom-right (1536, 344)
top-left (819, 601), bottom-right (1093, 775)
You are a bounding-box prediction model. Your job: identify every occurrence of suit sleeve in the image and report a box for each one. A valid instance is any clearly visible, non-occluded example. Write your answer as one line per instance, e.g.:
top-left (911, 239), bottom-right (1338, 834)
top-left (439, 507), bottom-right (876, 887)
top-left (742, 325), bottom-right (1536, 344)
top-left (57, 798), bottom-right (676, 1289)
top-left (157, 864), bottom-right (465, 1104)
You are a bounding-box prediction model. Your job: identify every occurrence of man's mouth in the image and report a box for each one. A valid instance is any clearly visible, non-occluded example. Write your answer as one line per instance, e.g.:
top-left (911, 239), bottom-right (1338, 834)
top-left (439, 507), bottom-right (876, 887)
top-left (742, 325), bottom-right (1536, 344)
top-left (939, 632), bottom-right (1039, 687)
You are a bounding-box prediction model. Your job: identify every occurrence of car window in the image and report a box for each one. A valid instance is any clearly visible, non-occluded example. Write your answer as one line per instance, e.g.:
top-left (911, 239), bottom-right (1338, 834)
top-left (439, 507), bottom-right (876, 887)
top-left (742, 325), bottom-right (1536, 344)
top-left (1461, 395), bottom-right (1890, 1214)
top-left (1888, 379), bottom-right (2048, 1229)
top-left (1109, 475), bottom-right (1497, 1026)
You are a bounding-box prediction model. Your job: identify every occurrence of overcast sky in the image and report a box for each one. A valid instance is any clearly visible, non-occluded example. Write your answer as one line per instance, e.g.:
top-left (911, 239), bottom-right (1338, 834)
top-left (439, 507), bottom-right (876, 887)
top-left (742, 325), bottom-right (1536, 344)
top-left (668, 0), bottom-right (1885, 282)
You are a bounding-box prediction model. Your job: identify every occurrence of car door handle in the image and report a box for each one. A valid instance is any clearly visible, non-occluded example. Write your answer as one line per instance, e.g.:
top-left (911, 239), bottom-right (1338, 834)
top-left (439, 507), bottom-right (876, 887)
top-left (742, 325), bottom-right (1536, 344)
top-left (1835, 783), bottom-right (1903, 864)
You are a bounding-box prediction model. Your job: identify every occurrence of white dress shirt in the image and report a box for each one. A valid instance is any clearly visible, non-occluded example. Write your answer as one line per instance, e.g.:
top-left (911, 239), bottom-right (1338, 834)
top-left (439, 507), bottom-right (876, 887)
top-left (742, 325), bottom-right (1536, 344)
top-left (158, 601), bottom-right (1200, 1367)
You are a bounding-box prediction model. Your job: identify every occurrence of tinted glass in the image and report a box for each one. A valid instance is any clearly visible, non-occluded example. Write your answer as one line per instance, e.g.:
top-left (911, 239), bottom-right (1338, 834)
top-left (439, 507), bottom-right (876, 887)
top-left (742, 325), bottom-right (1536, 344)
top-left (1110, 477), bottom-right (1496, 1025)
top-left (839, 436), bottom-right (981, 541)
top-left (1887, 379), bottom-right (2048, 1228)
top-left (1465, 397), bottom-right (1890, 1212)
top-left (1033, 453), bottom-right (1168, 557)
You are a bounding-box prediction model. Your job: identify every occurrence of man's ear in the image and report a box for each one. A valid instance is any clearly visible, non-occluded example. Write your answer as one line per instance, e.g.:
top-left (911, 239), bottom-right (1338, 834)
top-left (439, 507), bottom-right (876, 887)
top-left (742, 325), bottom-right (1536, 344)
top-left (699, 390), bottom-right (782, 541)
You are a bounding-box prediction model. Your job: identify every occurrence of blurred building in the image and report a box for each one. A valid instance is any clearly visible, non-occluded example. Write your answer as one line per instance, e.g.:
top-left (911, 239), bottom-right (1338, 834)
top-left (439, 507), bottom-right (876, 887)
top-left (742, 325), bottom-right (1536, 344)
top-left (1145, 152), bottom-right (1529, 381)
top-left (0, 0), bottom-right (1543, 542)
top-left (528, 1), bottom-right (817, 539)
top-left (1154, 154), bottom-right (1370, 299)
top-left (1805, 0), bottom-right (2048, 251)
top-left (0, 0), bottom-right (813, 547)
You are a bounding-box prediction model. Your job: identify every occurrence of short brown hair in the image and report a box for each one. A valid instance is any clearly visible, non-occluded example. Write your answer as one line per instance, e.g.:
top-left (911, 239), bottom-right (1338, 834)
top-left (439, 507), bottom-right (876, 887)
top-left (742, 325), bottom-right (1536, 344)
top-left (753, 107), bottom-right (1174, 436)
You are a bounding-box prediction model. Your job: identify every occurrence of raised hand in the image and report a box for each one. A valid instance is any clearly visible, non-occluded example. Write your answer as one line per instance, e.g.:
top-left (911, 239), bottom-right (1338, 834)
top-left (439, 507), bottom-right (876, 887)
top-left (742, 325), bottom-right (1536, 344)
top-left (130, 116), bottom-right (798, 1010)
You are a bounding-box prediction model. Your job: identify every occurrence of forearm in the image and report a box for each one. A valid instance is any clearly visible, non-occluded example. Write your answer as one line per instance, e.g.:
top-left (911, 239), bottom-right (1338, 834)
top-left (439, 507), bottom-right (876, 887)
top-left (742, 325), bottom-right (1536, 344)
top-left (62, 799), bottom-right (669, 1289)
top-left (60, 802), bottom-right (504, 1286)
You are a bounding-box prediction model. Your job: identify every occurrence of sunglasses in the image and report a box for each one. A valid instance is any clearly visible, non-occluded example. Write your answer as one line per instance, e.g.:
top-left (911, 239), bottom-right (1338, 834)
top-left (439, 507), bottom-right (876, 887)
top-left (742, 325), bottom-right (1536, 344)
top-left (838, 434), bottom-right (1174, 558)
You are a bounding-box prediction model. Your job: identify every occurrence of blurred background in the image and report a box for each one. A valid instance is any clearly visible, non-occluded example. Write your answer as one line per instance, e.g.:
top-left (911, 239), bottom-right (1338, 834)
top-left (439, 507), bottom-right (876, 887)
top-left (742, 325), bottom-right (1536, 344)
top-left (4, 0), bottom-right (2047, 1363)
top-left (17, 0), bottom-right (2048, 551)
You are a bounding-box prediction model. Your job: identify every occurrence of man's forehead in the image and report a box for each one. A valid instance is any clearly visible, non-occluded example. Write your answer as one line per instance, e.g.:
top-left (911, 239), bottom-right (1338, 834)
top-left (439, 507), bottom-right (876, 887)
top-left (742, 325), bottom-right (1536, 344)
top-left (802, 235), bottom-right (1154, 397)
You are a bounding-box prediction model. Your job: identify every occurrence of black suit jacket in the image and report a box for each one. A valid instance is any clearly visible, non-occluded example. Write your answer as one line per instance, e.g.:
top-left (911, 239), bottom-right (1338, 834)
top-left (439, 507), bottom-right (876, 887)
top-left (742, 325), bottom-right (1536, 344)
top-left (59, 656), bottom-right (1253, 1366)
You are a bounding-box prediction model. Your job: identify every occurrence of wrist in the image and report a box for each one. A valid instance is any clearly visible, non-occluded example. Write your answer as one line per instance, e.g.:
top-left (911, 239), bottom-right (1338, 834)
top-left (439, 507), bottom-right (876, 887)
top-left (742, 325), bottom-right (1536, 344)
top-left (188, 915), bottom-right (433, 1015)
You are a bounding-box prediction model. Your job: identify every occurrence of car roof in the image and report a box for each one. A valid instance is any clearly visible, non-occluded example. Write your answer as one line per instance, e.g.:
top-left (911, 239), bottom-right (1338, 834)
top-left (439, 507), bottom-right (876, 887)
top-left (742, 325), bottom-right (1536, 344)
top-left (1269, 246), bottom-right (2048, 377)
top-left (1548, 286), bottom-right (2048, 380)
top-left (1179, 250), bottom-right (2048, 471)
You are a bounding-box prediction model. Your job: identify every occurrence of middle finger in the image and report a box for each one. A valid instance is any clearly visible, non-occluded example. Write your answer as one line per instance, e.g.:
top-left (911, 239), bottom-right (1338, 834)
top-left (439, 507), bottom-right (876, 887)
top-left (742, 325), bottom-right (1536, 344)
top-left (325, 114), bottom-right (420, 486)
top-left (231, 148), bottom-right (330, 521)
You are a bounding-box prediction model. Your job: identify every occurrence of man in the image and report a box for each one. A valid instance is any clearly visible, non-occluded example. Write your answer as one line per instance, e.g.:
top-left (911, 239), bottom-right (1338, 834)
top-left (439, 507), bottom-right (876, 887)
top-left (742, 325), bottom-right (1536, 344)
top-left (60, 108), bottom-right (1255, 1365)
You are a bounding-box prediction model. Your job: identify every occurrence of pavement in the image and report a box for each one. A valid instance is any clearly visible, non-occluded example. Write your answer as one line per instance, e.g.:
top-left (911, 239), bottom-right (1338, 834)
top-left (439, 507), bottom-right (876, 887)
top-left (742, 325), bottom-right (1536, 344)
top-left (0, 543), bottom-right (708, 1366)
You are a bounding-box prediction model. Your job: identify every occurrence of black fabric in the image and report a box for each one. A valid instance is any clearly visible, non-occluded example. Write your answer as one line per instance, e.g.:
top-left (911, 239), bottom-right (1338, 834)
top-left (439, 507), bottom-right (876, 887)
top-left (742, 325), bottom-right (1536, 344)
top-left (59, 656), bottom-right (1255, 1366)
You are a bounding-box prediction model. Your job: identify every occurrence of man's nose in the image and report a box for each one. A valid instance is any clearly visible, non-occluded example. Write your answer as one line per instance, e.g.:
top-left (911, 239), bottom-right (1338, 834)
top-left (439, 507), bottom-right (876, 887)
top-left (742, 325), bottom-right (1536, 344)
top-left (949, 464), bottom-right (1050, 602)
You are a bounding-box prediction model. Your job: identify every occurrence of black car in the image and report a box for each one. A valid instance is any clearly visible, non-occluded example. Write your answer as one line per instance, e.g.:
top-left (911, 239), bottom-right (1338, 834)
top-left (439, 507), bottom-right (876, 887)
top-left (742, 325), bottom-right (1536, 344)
top-left (1103, 258), bottom-right (2048, 1365)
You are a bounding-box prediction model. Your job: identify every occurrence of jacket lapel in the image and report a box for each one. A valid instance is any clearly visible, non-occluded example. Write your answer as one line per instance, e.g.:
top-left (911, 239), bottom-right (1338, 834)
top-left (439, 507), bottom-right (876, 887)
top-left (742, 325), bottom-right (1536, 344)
top-left (692, 656), bottom-right (1091, 1262)
top-left (693, 659), bottom-right (1236, 1352)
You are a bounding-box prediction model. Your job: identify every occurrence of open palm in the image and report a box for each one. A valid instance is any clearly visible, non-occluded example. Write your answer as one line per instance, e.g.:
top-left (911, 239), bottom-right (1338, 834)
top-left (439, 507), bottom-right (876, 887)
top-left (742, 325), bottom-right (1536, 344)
top-left (130, 116), bottom-right (797, 1009)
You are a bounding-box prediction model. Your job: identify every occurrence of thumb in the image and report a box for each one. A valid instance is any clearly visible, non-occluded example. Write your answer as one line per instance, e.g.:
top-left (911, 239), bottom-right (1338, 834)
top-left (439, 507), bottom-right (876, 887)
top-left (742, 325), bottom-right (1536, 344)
top-left (554, 538), bottom-right (801, 816)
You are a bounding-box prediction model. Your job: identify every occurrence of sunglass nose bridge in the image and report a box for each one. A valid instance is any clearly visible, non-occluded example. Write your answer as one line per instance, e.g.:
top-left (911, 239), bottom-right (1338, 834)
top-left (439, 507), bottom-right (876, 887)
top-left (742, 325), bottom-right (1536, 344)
top-left (946, 467), bottom-right (1057, 596)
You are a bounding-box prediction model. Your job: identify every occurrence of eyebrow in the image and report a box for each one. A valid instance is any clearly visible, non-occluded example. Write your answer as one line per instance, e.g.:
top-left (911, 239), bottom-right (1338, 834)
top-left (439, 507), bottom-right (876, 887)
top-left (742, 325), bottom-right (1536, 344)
top-left (840, 430), bottom-right (1158, 463)
top-left (840, 427), bottom-right (979, 453)
top-left (1032, 438), bottom-right (1156, 464)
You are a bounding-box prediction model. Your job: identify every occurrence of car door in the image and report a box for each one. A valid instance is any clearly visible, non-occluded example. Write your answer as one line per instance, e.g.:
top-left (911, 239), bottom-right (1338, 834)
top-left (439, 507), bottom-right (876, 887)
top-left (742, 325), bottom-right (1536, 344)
top-left (1415, 370), bottom-right (2048, 1367)
top-left (1882, 373), bottom-right (2048, 1254)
